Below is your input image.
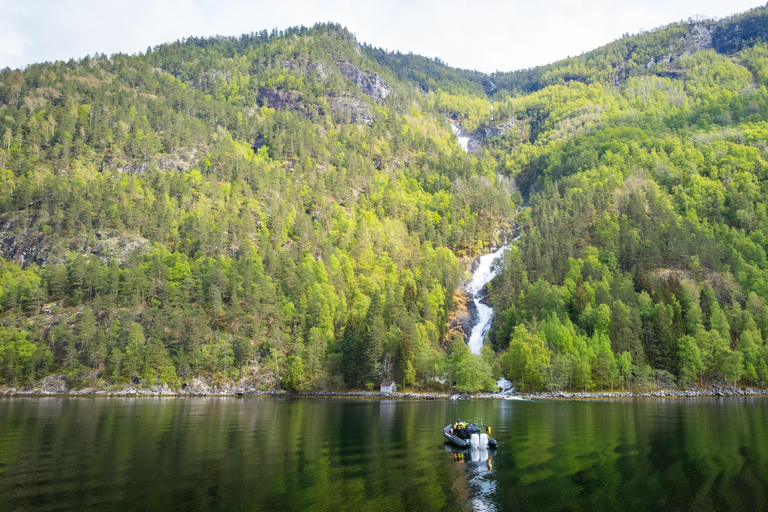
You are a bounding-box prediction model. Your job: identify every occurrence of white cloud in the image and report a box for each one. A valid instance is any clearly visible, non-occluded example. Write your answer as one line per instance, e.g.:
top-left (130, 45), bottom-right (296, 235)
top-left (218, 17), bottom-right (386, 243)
top-left (1, 0), bottom-right (765, 72)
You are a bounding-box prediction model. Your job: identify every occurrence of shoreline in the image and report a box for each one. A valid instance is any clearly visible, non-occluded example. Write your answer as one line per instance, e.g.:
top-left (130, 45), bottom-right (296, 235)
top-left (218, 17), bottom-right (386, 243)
top-left (2, 385), bottom-right (768, 400)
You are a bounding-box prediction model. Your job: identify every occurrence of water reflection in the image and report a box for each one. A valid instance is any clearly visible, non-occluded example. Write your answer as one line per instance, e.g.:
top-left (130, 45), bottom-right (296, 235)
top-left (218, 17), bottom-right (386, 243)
top-left (1, 398), bottom-right (768, 511)
top-left (446, 444), bottom-right (497, 511)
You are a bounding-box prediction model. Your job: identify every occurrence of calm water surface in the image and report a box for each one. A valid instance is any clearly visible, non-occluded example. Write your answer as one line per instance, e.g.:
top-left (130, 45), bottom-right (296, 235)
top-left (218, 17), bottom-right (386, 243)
top-left (1, 397), bottom-right (767, 511)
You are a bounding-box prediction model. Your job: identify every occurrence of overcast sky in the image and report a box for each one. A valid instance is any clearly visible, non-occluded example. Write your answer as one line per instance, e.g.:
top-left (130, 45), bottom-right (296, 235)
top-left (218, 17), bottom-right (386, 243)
top-left (1, 0), bottom-right (766, 73)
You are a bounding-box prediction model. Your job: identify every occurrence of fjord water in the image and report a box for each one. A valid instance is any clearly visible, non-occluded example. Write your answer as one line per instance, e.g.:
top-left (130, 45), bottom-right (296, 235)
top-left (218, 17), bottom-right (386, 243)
top-left (2, 398), bottom-right (768, 511)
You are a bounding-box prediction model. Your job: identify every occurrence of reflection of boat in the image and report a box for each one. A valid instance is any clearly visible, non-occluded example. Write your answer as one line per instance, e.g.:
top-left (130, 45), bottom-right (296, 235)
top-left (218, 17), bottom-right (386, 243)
top-left (444, 422), bottom-right (497, 449)
top-left (444, 442), bottom-right (497, 502)
top-left (445, 444), bottom-right (495, 470)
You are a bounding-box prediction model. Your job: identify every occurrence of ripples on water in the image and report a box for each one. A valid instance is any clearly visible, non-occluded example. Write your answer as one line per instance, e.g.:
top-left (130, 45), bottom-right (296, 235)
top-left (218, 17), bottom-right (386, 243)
top-left (1, 397), bottom-right (768, 511)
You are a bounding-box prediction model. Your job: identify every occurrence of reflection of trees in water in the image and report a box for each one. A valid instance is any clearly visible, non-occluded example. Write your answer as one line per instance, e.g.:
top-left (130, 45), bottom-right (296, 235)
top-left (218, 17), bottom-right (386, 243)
top-left (4, 399), bottom-right (768, 511)
top-left (494, 399), bottom-right (768, 511)
top-left (0, 399), bottom-right (474, 511)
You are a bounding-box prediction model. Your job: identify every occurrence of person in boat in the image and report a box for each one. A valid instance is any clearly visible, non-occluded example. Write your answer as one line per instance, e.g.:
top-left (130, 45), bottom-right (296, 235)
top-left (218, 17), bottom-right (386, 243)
top-left (451, 419), bottom-right (467, 436)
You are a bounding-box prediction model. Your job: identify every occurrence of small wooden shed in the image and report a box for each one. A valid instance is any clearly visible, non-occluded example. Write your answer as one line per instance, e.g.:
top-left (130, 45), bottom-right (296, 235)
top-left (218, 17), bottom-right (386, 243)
top-left (380, 380), bottom-right (397, 393)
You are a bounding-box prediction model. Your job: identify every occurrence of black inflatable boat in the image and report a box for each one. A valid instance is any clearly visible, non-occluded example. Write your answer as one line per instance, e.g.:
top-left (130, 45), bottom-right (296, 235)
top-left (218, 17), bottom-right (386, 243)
top-left (443, 422), bottom-right (497, 449)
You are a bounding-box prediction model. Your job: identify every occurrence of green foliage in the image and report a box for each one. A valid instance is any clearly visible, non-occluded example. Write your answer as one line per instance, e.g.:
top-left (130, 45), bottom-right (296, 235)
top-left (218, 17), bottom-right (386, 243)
top-left (0, 23), bottom-right (514, 391)
top-left (5, 9), bottom-right (768, 394)
top-left (487, 11), bottom-right (768, 392)
top-left (0, 327), bottom-right (51, 385)
top-left (447, 334), bottom-right (496, 393)
top-left (501, 325), bottom-right (552, 391)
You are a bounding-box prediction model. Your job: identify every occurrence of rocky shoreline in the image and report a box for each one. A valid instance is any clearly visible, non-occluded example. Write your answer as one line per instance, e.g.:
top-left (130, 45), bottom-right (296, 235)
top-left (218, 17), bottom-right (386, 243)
top-left (514, 385), bottom-right (768, 400)
top-left (2, 376), bottom-right (768, 401)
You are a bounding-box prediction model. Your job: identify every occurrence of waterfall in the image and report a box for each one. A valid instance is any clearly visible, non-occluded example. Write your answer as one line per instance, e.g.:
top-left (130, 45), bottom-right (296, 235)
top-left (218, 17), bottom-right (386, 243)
top-left (466, 245), bottom-right (508, 355)
top-left (451, 123), bottom-right (471, 152)
top-left (450, 118), bottom-right (507, 355)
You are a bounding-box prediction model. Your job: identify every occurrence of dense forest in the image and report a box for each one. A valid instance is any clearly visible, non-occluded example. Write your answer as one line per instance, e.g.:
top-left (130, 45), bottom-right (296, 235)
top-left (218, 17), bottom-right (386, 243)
top-left (487, 6), bottom-right (768, 392)
top-left (3, 7), bottom-right (768, 393)
top-left (0, 24), bottom-right (513, 393)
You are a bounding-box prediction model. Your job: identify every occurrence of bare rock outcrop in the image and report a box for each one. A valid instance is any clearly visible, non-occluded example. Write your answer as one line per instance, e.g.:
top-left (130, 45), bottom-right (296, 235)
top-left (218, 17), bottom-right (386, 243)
top-left (336, 61), bottom-right (392, 104)
top-left (0, 224), bottom-right (149, 267)
top-left (712, 12), bottom-right (768, 54)
top-left (257, 88), bottom-right (306, 112)
top-left (326, 93), bottom-right (373, 125)
top-left (445, 290), bottom-right (477, 343)
top-left (37, 373), bottom-right (70, 394)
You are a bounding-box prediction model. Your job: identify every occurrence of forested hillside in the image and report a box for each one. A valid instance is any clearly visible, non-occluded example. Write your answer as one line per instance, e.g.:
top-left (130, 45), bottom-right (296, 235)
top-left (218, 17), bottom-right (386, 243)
top-left (4, 6), bottom-right (768, 394)
top-left (0, 24), bottom-right (513, 392)
top-left (487, 6), bottom-right (768, 391)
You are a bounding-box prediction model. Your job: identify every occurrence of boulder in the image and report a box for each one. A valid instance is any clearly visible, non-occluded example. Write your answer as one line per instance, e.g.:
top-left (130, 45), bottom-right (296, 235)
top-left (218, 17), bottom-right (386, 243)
top-left (38, 373), bottom-right (70, 394)
top-left (180, 378), bottom-right (211, 395)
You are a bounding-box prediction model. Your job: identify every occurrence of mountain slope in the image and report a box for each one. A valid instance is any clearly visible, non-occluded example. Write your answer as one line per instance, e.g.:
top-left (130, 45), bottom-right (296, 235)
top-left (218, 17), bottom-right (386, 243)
top-left (485, 10), bottom-right (768, 391)
top-left (4, 7), bottom-right (768, 394)
top-left (0, 23), bottom-right (512, 392)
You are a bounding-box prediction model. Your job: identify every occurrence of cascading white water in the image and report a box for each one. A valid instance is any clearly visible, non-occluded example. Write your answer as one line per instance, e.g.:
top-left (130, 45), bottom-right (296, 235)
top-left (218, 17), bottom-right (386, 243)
top-left (466, 245), bottom-right (508, 355)
top-left (451, 120), bottom-right (507, 355)
top-left (496, 377), bottom-right (514, 394)
top-left (451, 123), bottom-right (471, 152)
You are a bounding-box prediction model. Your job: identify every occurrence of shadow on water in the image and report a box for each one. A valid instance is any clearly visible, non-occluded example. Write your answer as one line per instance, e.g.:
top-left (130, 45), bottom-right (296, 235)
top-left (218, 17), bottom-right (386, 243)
top-left (1, 397), bottom-right (768, 511)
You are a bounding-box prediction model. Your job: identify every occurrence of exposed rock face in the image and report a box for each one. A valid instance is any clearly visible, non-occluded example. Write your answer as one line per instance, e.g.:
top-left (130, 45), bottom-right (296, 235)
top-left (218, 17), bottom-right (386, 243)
top-left (306, 62), bottom-right (327, 80)
top-left (116, 162), bottom-right (148, 174)
top-left (639, 23), bottom-right (713, 75)
top-left (37, 374), bottom-right (70, 394)
top-left (0, 225), bottom-right (149, 267)
top-left (336, 61), bottom-right (392, 104)
top-left (0, 224), bottom-right (45, 266)
top-left (713, 13), bottom-right (768, 54)
top-left (257, 87), bottom-right (306, 112)
top-left (326, 93), bottom-right (373, 125)
top-left (255, 87), bottom-right (375, 126)
top-left (636, 17), bottom-right (768, 81)
top-left (91, 231), bottom-right (150, 265)
top-left (476, 119), bottom-right (516, 140)
top-left (445, 289), bottom-right (478, 342)
top-left (690, 23), bottom-right (714, 51)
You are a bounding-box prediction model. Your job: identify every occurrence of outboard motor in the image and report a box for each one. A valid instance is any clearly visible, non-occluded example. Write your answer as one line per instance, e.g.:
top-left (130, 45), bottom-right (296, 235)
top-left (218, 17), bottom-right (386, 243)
top-left (470, 433), bottom-right (480, 448)
top-left (479, 433), bottom-right (489, 448)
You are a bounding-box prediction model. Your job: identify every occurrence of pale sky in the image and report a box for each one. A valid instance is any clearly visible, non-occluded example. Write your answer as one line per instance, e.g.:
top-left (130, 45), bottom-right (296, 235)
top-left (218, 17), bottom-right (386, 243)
top-left (1, 0), bottom-right (765, 73)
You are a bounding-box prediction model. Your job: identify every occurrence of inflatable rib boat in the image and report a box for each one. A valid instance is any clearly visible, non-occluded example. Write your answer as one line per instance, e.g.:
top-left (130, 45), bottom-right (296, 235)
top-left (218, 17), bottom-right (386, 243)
top-left (443, 422), bottom-right (497, 449)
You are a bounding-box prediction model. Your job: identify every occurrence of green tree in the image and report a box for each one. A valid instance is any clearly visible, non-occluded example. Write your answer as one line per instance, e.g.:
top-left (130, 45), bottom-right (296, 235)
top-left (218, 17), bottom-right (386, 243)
top-left (722, 351), bottom-right (745, 386)
top-left (677, 335), bottom-right (703, 388)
